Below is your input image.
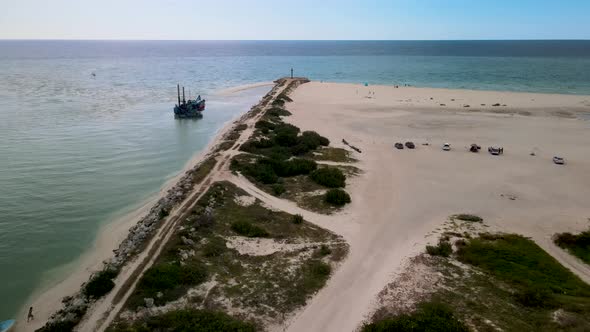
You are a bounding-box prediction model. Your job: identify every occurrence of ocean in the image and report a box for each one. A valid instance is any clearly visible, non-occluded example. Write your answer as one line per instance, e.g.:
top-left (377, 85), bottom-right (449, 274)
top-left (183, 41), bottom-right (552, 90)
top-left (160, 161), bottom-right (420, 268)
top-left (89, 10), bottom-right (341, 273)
top-left (1, 40), bottom-right (590, 319)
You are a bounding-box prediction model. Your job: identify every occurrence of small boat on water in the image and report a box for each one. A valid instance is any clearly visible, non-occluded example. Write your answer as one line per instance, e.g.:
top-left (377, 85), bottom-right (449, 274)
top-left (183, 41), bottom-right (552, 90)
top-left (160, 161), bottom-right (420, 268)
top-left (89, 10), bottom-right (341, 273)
top-left (0, 319), bottom-right (15, 332)
top-left (173, 84), bottom-right (205, 118)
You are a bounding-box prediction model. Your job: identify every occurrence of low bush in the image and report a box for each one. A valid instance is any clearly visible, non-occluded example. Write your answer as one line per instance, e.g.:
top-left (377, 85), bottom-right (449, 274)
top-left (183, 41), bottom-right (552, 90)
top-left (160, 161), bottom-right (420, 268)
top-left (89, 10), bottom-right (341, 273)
top-left (325, 189), bottom-right (351, 206)
top-left (272, 183), bottom-right (286, 195)
top-left (292, 214), bottom-right (304, 224)
top-left (290, 131), bottom-right (331, 155)
top-left (310, 167), bottom-right (346, 188)
top-left (457, 234), bottom-right (590, 297)
top-left (203, 237), bottom-right (227, 257)
top-left (554, 229), bottom-right (590, 265)
top-left (316, 244), bottom-right (332, 257)
top-left (138, 262), bottom-right (207, 295)
top-left (234, 123), bottom-right (248, 131)
top-left (36, 320), bottom-right (78, 332)
top-left (108, 309), bottom-right (257, 332)
top-left (231, 221), bottom-right (269, 237)
top-left (267, 107), bottom-right (292, 117)
top-left (515, 286), bottom-right (556, 308)
top-left (453, 214), bottom-right (483, 222)
top-left (362, 302), bottom-right (468, 332)
top-left (254, 120), bottom-right (275, 131)
top-left (83, 269), bottom-right (118, 299)
top-left (274, 124), bottom-right (300, 147)
top-left (426, 240), bottom-right (453, 257)
top-left (159, 208), bottom-right (170, 219)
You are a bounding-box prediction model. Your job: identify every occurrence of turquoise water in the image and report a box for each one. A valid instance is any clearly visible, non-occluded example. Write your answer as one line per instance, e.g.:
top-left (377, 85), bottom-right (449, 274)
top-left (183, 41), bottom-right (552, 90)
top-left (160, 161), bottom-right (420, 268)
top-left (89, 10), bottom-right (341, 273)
top-left (1, 40), bottom-right (590, 319)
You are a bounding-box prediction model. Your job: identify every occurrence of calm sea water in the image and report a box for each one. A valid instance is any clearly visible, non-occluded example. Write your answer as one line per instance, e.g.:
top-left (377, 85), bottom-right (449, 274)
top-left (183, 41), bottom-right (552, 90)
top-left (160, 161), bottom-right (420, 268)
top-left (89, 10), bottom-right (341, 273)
top-left (1, 40), bottom-right (590, 319)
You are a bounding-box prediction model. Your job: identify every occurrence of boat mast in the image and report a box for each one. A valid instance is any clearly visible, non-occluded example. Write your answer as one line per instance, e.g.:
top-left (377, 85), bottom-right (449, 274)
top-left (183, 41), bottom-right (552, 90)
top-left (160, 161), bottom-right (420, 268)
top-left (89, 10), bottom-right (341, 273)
top-left (177, 84), bottom-right (181, 106)
top-left (182, 87), bottom-right (186, 105)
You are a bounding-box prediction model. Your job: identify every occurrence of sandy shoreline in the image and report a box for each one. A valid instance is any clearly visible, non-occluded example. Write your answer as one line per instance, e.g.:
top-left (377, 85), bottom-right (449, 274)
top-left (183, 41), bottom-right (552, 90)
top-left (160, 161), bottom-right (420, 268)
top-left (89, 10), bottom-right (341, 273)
top-left (15, 82), bottom-right (272, 331)
top-left (17, 80), bottom-right (590, 331)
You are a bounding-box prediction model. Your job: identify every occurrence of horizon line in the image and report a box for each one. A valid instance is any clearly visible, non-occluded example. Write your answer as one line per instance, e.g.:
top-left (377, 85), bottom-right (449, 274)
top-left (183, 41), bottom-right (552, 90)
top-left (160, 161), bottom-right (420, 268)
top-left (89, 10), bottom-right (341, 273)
top-left (1, 38), bottom-right (589, 42)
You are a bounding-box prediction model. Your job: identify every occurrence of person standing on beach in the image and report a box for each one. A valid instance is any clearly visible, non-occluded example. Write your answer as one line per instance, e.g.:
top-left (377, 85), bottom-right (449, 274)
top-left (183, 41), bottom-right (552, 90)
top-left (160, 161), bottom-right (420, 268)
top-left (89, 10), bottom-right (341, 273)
top-left (28, 306), bottom-right (34, 322)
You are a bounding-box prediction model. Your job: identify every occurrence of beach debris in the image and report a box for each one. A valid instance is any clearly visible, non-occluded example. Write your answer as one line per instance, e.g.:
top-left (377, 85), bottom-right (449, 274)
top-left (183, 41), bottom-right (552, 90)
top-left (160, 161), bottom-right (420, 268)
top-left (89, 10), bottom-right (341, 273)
top-left (342, 139), bottom-right (362, 153)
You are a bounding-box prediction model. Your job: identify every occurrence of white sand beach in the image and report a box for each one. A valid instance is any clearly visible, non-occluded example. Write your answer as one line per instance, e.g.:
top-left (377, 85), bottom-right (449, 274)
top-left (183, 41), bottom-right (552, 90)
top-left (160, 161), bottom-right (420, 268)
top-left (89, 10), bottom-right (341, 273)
top-left (282, 82), bottom-right (590, 331)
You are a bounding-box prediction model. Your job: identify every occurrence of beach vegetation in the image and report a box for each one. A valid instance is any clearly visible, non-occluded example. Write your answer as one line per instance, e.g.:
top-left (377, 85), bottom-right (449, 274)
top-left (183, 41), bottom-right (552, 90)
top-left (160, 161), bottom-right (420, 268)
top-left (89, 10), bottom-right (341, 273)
top-left (231, 220), bottom-right (270, 237)
top-left (325, 189), bottom-right (351, 206)
top-left (409, 233), bottom-right (590, 331)
top-left (127, 262), bottom-right (208, 308)
top-left (554, 228), bottom-right (590, 265)
top-left (83, 268), bottom-right (118, 299)
top-left (306, 147), bottom-right (356, 163)
top-left (311, 167), bottom-right (346, 188)
top-left (202, 236), bottom-right (227, 257)
top-left (362, 302), bottom-right (468, 332)
top-left (292, 214), bottom-right (304, 224)
top-left (36, 320), bottom-right (79, 332)
top-left (107, 309), bottom-right (257, 332)
top-left (452, 214), bottom-right (483, 222)
top-left (426, 240), bottom-right (453, 257)
top-left (272, 183), bottom-right (286, 195)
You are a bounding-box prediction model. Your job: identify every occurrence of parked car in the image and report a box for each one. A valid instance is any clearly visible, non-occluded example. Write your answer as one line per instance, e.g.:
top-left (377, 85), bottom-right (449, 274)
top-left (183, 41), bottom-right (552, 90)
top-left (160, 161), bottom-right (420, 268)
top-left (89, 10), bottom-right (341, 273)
top-left (553, 156), bottom-right (565, 165)
top-left (442, 143), bottom-right (451, 151)
top-left (394, 142), bottom-right (404, 149)
top-left (405, 141), bottom-right (415, 149)
top-left (469, 144), bottom-right (481, 153)
top-left (488, 146), bottom-right (503, 155)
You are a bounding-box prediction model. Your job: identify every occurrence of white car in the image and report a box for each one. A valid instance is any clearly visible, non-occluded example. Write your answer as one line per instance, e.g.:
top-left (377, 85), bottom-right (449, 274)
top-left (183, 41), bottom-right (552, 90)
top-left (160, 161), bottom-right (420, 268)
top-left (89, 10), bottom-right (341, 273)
top-left (553, 156), bottom-right (565, 165)
top-left (442, 143), bottom-right (451, 151)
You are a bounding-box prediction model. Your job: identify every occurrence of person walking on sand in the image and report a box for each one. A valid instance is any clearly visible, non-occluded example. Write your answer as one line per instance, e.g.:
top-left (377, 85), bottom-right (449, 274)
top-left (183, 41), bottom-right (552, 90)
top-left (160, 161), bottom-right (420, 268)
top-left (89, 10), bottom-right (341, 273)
top-left (27, 306), bottom-right (34, 322)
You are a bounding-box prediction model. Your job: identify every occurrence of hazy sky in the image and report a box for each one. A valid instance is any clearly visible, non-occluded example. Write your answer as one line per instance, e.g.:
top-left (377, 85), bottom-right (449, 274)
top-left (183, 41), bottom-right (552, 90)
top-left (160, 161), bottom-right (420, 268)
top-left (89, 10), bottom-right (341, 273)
top-left (0, 0), bottom-right (589, 40)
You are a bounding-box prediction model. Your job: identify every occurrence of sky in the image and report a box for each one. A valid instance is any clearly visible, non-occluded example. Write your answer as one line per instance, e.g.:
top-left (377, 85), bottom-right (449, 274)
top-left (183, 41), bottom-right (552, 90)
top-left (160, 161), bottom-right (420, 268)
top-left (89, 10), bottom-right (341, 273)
top-left (0, 0), bottom-right (589, 40)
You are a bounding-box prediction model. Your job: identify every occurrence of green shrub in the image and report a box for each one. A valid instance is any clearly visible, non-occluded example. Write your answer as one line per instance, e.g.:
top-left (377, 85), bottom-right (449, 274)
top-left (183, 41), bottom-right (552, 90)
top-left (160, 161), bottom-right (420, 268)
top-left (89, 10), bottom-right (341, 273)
top-left (316, 244), bottom-right (332, 257)
top-left (252, 138), bottom-right (274, 149)
top-left (554, 229), bottom-right (590, 265)
top-left (254, 120), bottom-right (275, 131)
top-left (108, 309), bottom-right (257, 332)
top-left (272, 183), bottom-right (286, 195)
top-left (362, 302), bottom-right (468, 332)
top-left (273, 123), bottom-right (300, 147)
top-left (325, 189), bottom-right (351, 206)
top-left (275, 158), bottom-right (317, 177)
top-left (244, 162), bottom-right (278, 184)
top-left (138, 263), bottom-right (207, 294)
top-left (36, 320), bottom-right (78, 332)
top-left (292, 214), bottom-right (304, 224)
top-left (231, 221), bottom-right (269, 237)
top-left (453, 214), bottom-right (483, 222)
top-left (235, 123), bottom-right (248, 131)
top-left (267, 107), bottom-right (292, 117)
top-left (290, 131), bottom-right (331, 155)
top-left (159, 208), bottom-right (170, 219)
top-left (457, 234), bottom-right (590, 297)
top-left (426, 240), bottom-right (453, 257)
top-left (83, 269), bottom-right (118, 299)
top-left (203, 237), bottom-right (227, 257)
top-left (310, 167), bottom-right (346, 188)
top-left (515, 286), bottom-right (556, 308)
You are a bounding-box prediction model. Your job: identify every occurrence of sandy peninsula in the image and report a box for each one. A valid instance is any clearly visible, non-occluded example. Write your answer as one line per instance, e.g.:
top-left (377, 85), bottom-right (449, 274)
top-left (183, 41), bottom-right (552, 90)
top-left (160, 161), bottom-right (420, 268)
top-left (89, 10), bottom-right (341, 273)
top-left (20, 80), bottom-right (590, 332)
